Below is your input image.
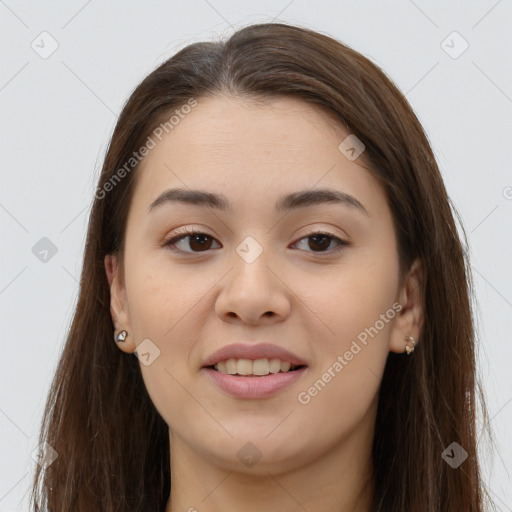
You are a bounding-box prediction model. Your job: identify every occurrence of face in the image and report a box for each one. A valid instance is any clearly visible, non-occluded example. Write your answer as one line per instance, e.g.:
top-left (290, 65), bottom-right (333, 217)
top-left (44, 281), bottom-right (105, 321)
top-left (106, 94), bottom-right (422, 474)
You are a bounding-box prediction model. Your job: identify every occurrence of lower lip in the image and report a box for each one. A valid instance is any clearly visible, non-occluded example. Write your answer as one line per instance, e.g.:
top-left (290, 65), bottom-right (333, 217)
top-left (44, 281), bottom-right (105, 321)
top-left (202, 367), bottom-right (308, 399)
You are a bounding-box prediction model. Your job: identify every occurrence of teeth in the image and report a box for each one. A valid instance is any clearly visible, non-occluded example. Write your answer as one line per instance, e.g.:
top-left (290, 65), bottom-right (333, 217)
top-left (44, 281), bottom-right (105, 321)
top-left (214, 358), bottom-right (299, 376)
top-left (225, 358), bottom-right (237, 374)
top-left (237, 359), bottom-right (253, 375)
top-left (269, 358), bottom-right (281, 373)
top-left (252, 358), bottom-right (269, 375)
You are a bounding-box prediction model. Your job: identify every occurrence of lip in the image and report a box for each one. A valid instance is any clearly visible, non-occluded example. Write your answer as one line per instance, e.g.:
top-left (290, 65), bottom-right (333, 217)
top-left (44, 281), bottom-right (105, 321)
top-left (202, 366), bottom-right (308, 399)
top-left (201, 342), bottom-right (307, 368)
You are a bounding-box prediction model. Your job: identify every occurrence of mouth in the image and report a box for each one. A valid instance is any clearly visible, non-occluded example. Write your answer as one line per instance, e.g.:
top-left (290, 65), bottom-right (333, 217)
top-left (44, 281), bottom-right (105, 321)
top-left (206, 358), bottom-right (307, 377)
top-left (202, 360), bottom-right (308, 399)
top-left (200, 343), bottom-right (308, 397)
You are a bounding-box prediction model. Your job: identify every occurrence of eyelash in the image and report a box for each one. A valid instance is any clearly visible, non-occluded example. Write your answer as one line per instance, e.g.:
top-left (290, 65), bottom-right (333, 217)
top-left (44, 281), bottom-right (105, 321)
top-left (162, 227), bottom-right (351, 255)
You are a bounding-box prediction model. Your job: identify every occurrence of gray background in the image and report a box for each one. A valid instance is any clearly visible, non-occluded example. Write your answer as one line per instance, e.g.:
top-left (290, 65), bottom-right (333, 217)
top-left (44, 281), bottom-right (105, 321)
top-left (1, 1), bottom-right (511, 510)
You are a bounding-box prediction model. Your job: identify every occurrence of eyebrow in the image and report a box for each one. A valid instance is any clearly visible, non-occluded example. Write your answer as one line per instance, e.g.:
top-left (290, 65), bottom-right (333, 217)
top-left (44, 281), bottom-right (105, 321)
top-left (148, 187), bottom-right (369, 216)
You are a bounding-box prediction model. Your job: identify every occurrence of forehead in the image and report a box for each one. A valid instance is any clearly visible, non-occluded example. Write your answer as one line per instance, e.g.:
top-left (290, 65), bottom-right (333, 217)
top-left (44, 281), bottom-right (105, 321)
top-left (130, 94), bottom-right (385, 218)
top-left (156, 94), bottom-right (351, 163)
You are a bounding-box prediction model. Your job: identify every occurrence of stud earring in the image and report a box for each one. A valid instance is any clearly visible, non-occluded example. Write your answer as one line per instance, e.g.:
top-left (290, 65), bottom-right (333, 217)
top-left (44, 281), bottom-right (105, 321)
top-left (115, 330), bottom-right (128, 343)
top-left (405, 335), bottom-right (415, 355)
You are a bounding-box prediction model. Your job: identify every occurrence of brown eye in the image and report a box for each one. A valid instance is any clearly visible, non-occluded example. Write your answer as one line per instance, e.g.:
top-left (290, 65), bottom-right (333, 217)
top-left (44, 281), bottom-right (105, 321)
top-left (307, 234), bottom-right (332, 252)
top-left (186, 233), bottom-right (215, 251)
top-left (293, 232), bottom-right (350, 253)
top-left (164, 230), bottom-right (221, 253)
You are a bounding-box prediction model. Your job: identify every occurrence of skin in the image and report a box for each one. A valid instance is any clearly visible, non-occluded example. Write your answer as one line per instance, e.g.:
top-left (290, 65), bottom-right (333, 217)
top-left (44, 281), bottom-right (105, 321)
top-left (105, 94), bottom-right (423, 512)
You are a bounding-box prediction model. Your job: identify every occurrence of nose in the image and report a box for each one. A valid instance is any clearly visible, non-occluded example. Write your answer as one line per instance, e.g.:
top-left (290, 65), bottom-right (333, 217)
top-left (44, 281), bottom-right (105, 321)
top-left (214, 248), bottom-right (291, 326)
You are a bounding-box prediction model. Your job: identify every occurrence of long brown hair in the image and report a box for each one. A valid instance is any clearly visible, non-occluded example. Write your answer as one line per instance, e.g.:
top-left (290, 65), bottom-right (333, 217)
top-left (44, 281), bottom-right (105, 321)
top-left (30, 22), bottom-right (496, 511)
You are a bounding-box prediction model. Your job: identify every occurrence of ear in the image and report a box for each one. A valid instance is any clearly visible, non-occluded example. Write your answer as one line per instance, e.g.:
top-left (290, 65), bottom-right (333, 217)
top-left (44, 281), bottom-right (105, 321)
top-left (105, 254), bottom-right (135, 354)
top-left (389, 258), bottom-right (424, 354)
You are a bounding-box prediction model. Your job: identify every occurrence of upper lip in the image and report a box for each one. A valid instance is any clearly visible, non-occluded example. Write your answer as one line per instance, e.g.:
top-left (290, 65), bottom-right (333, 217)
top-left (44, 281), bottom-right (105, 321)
top-left (202, 343), bottom-right (307, 367)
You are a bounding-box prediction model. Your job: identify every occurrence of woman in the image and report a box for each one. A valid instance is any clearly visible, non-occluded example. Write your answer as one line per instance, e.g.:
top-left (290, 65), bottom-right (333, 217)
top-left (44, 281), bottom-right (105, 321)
top-left (30, 22), bottom-right (496, 511)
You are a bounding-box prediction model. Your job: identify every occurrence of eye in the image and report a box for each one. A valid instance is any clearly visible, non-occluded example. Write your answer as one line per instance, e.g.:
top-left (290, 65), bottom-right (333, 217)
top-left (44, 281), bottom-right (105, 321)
top-left (163, 227), bottom-right (221, 253)
top-left (293, 230), bottom-right (350, 253)
top-left (163, 228), bottom-right (350, 254)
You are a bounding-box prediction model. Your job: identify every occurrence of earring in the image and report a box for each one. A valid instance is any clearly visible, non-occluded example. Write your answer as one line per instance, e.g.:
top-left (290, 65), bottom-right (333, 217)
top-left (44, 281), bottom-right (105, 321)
top-left (404, 335), bottom-right (415, 355)
top-left (115, 330), bottom-right (128, 343)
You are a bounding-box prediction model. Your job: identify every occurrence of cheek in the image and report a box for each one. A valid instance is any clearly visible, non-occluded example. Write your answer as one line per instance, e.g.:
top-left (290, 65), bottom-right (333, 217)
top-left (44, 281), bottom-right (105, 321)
top-left (125, 255), bottom-right (215, 343)
top-left (123, 260), bottom-right (215, 429)
top-left (302, 252), bottom-right (399, 356)
top-left (123, 255), bottom-right (220, 385)
top-left (294, 283), bottom-right (396, 445)
top-left (294, 250), bottom-right (399, 415)
top-left (293, 358), bottom-right (381, 466)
